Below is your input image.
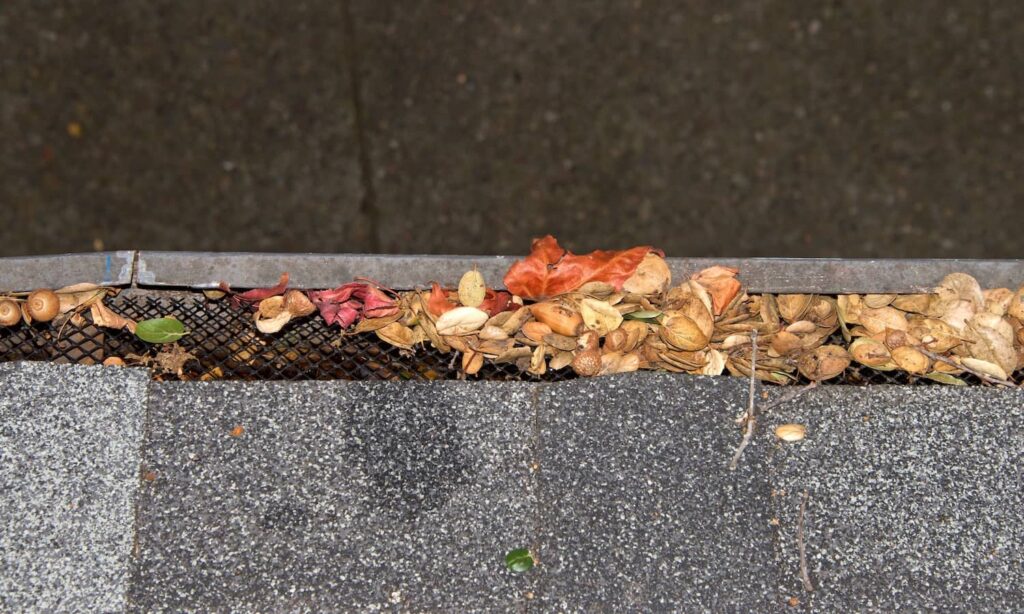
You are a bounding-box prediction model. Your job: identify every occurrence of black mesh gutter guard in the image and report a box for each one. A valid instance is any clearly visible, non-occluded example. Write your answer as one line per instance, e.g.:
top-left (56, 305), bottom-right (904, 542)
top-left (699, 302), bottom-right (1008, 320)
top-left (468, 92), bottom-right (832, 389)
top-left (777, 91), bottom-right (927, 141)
top-left (1, 253), bottom-right (1021, 384)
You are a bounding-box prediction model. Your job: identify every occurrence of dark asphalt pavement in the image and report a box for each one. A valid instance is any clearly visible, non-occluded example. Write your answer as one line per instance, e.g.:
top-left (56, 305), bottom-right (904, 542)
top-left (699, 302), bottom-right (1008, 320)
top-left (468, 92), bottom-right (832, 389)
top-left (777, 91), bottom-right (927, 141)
top-left (2, 2), bottom-right (1023, 258)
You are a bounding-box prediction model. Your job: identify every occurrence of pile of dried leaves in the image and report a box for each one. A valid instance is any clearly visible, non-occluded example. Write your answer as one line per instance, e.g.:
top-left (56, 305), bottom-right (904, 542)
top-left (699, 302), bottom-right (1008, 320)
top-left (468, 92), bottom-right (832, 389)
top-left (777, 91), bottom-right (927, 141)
top-left (2, 235), bottom-right (1022, 386)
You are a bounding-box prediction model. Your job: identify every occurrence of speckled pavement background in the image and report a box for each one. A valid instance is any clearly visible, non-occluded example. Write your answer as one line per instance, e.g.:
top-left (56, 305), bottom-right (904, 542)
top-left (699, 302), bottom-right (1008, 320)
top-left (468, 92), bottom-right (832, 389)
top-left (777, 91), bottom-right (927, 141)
top-left (2, 1), bottom-right (1024, 258)
top-left (3, 364), bottom-right (1023, 611)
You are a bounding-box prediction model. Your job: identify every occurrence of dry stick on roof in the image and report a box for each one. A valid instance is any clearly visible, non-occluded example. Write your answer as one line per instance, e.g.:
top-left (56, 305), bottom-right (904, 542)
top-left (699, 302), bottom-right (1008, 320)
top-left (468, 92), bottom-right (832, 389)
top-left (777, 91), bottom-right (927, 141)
top-left (915, 346), bottom-right (1018, 388)
top-left (728, 330), bottom-right (759, 471)
top-left (760, 380), bottom-right (819, 414)
top-left (798, 490), bottom-right (814, 593)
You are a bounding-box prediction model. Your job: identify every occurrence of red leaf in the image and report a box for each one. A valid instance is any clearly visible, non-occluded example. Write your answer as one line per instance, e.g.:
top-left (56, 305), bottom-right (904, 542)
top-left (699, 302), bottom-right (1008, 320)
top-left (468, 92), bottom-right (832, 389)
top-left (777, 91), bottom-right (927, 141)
top-left (307, 282), bottom-right (400, 328)
top-left (356, 285), bottom-right (400, 319)
top-left (691, 266), bottom-right (742, 315)
top-left (479, 289), bottom-right (516, 317)
top-left (221, 273), bottom-right (290, 309)
top-left (503, 235), bottom-right (656, 300)
top-left (426, 282), bottom-right (458, 317)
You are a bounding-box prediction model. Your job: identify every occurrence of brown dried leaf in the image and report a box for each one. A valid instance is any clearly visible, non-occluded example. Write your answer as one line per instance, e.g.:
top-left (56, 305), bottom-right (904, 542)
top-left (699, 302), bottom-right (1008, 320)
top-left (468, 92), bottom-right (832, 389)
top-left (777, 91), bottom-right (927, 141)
top-left (964, 312), bottom-right (1017, 375)
top-left (860, 307), bottom-right (909, 335)
top-left (622, 253), bottom-right (671, 296)
top-left (849, 337), bottom-right (896, 369)
top-left (890, 346), bottom-right (931, 374)
top-left (90, 301), bottom-right (137, 333)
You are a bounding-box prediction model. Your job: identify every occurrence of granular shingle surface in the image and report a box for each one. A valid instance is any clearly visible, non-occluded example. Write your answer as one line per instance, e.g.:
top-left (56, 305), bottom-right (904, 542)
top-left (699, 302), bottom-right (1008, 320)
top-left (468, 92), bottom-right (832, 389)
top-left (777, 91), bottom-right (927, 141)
top-left (534, 374), bottom-right (786, 612)
top-left (0, 362), bottom-right (149, 613)
top-left (766, 385), bottom-right (1024, 612)
top-left (129, 381), bottom-right (535, 613)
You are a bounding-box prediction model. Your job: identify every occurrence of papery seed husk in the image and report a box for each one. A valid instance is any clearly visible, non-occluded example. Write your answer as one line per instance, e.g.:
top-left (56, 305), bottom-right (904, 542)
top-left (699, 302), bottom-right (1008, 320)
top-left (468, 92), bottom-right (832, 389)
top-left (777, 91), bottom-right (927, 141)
top-left (580, 297), bottom-right (623, 337)
top-left (462, 349), bottom-right (484, 374)
top-left (775, 424), bottom-right (807, 442)
top-left (577, 281), bottom-right (617, 299)
top-left (961, 357), bottom-right (1009, 381)
top-left (936, 273), bottom-right (984, 308)
top-left (785, 320), bottom-right (817, 335)
top-left (1008, 286), bottom-right (1024, 321)
top-left (479, 325), bottom-right (510, 341)
top-left (258, 295), bottom-right (287, 319)
top-left (284, 290), bottom-right (316, 317)
top-left (863, 294), bottom-right (896, 309)
top-left (860, 307), bottom-right (909, 335)
top-left (435, 306), bottom-right (489, 335)
top-left (964, 312), bottom-right (1018, 375)
top-left (499, 306), bottom-right (532, 335)
top-left (458, 269), bottom-right (487, 307)
top-left (984, 288), bottom-right (1014, 316)
top-left (770, 331), bottom-right (804, 355)
top-left (256, 310), bottom-right (292, 334)
top-left (376, 322), bottom-right (416, 349)
top-left (891, 294), bottom-right (932, 314)
top-left (473, 338), bottom-right (514, 357)
top-left (543, 332), bottom-right (577, 352)
top-left (493, 346), bottom-right (533, 363)
top-left (700, 349), bottom-right (726, 376)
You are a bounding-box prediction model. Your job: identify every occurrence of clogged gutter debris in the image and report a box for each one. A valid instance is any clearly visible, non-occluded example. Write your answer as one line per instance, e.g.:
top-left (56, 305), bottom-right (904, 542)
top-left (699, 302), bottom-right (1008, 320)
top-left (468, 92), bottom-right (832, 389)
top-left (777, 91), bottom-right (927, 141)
top-left (1, 236), bottom-right (1022, 386)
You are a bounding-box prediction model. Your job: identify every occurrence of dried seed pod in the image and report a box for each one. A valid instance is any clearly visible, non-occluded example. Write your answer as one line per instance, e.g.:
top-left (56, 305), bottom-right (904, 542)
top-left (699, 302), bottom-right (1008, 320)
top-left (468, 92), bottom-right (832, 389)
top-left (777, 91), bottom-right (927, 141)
top-left (963, 312), bottom-right (1017, 375)
top-left (983, 288), bottom-right (1014, 316)
top-left (499, 306), bottom-right (533, 335)
top-left (777, 294), bottom-right (814, 322)
top-left (529, 344), bottom-right (548, 376)
top-left (529, 301), bottom-right (583, 337)
top-left (0, 299), bottom-right (20, 326)
top-left (785, 320), bottom-right (817, 335)
top-left (860, 307), bottom-right (909, 335)
top-left (962, 357), bottom-right (1009, 381)
top-left (1008, 286), bottom-right (1024, 321)
top-left (890, 346), bottom-right (931, 374)
top-left (797, 345), bottom-right (851, 381)
top-left (604, 327), bottom-right (629, 353)
top-left (462, 349), bottom-right (484, 375)
top-left (622, 253), bottom-right (671, 296)
top-left (770, 331), bottom-right (804, 356)
top-left (659, 310), bottom-right (709, 351)
top-left (522, 321), bottom-right (553, 343)
top-left (549, 350), bottom-right (575, 370)
top-left (775, 424), bottom-right (807, 442)
top-left (891, 294), bottom-right (931, 314)
top-left (571, 349), bottom-right (602, 377)
top-left (283, 290), bottom-right (316, 317)
top-left (27, 289), bottom-right (60, 322)
top-left (849, 337), bottom-right (895, 369)
top-left (599, 351), bottom-right (641, 375)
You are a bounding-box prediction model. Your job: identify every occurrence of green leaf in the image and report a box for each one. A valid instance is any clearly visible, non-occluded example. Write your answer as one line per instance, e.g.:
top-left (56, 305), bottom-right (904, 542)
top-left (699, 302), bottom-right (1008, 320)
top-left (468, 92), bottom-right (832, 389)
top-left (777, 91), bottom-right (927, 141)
top-left (922, 371), bottom-right (967, 386)
top-left (623, 310), bottom-right (662, 321)
top-left (505, 548), bottom-right (534, 573)
top-left (135, 317), bottom-right (188, 344)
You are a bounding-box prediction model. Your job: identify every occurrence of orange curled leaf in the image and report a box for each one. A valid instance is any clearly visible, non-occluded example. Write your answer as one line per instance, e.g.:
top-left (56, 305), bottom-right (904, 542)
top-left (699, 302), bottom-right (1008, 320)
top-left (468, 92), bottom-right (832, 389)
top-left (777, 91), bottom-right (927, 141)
top-left (426, 282), bottom-right (458, 317)
top-left (691, 266), bottom-right (741, 315)
top-left (503, 235), bottom-right (656, 301)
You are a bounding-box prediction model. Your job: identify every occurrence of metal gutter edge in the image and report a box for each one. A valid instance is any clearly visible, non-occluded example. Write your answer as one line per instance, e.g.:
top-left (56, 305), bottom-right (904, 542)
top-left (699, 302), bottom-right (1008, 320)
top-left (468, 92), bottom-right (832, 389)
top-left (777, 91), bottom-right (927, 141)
top-left (0, 251), bottom-right (136, 292)
top-left (1, 251), bottom-right (1020, 294)
top-left (131, 251), bottom-right (1023, 294)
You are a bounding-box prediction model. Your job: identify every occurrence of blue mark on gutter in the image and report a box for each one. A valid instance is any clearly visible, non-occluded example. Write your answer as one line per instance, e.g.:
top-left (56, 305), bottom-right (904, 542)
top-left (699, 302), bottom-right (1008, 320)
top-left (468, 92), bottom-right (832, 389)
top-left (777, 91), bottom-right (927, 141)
top-left (102, 254), bottom-right (112, 285)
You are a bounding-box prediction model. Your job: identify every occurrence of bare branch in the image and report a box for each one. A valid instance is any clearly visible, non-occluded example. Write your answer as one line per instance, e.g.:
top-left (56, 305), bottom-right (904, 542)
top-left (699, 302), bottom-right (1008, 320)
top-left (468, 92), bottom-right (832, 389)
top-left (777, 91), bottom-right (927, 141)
top-left (798, 490), bottom-right (814, 592)
top-left (760, 381), bottom-right (819, 414)
top-left (916, 347), bottom-right (1017, 388)
top-left (729, 331), bottom-right (758, 470)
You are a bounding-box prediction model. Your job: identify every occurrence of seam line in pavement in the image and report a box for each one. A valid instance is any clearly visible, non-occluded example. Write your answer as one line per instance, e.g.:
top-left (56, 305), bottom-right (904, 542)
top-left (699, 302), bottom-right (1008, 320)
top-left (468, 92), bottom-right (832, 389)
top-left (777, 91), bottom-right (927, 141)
top-left (341, 0), bottom-right (382, 253)
top-left (124, 377), bottom-right (156, 612)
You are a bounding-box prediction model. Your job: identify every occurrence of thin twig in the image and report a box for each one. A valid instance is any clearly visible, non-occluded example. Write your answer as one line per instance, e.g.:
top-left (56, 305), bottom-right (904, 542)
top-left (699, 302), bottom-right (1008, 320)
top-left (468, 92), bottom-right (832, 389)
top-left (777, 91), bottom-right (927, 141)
top-left (916, 346), bottom-right (1017, 388)
top-left (728, 331), bottom-right (758, 470)
top-left (797, 490), bottom-right (814, 592)
top-left (760, 381), bottom-right (820, 414)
